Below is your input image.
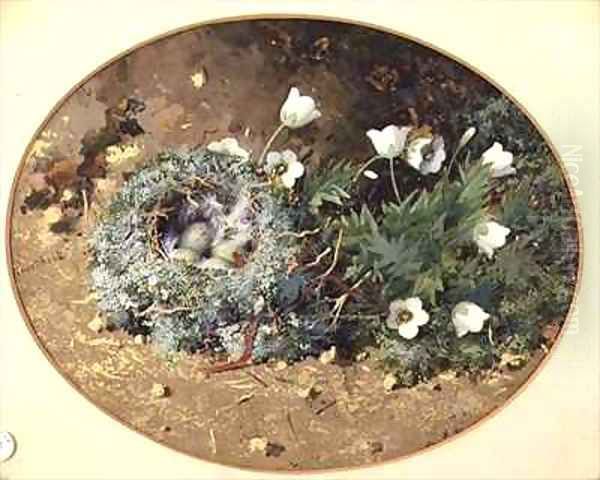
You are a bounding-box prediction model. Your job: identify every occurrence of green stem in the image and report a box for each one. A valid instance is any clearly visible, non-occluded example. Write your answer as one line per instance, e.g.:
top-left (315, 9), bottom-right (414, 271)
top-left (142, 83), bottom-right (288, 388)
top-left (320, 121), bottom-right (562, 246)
top-left (257, 123), bottom-right (286, 167)
top-left (389, 157), bottom-right (402, 203)
top-left (446, 138), bottom-right (471, 179)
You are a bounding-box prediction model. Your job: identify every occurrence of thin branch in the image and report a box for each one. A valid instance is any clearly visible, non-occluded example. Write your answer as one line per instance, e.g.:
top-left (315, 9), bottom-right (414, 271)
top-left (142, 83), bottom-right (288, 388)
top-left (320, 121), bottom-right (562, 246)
top-left (330, 271), bottom-right (372, 326)
top-left (317, 229), bottom-right (344, 281)
top-left (303, 246), bottom-right (332, 270)
top-left (138, 303), bottom-right (194, 317)
top-left (277, 226), bottom-right (322, 240)
top-left (81, 189), bottom-right (89, 228)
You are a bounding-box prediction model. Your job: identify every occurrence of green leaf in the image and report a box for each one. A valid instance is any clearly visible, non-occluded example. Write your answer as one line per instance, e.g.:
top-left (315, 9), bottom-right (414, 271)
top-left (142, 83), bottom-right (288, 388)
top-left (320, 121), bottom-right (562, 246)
top-left (412, 267), bottom-right (445, 305)
top-left (305, 161), bottom-right (354, 213)
top-left (495, 238), bottom-right (542, 288)
top-left (499, 178), bottom-right (531, 229)
top-left (340, 203), bottom-right (378, 251)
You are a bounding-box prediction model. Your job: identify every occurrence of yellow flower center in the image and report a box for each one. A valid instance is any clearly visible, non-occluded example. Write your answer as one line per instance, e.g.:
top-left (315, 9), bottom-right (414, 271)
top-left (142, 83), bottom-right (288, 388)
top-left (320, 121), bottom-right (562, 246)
top-left (397, 310), bottom-right (413, 324)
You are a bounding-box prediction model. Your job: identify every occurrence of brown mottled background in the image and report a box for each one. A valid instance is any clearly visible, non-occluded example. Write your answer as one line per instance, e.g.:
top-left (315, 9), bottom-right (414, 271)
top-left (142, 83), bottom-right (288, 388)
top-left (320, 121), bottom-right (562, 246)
top-left (2, 2), bottom-right (598, 479)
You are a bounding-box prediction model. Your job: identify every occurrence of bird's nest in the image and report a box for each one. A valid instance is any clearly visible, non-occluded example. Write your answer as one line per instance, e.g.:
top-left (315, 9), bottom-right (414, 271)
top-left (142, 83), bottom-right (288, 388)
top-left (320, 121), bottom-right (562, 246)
top-left (90, 150), bottom-right (338, 366)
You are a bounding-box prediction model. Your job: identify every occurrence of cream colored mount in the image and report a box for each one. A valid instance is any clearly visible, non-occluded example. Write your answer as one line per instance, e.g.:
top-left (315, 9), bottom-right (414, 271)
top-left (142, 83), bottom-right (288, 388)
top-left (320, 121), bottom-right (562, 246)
top-left (0, 431), bottom-right (16, 462)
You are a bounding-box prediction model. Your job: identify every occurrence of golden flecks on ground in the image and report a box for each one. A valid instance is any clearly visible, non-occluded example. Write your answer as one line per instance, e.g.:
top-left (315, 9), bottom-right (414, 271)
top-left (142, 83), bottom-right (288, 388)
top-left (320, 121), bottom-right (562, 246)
top-left (105, 143), bottom-right (142, 165)
top-left (319, 346), bottom-right (336, 365)
top-left (150, 383), bottom-right (169, 398)
top-left (29, 139), bottom-right (52, 162)
top-left (86, 314), bottom-right (106, 334)
top-left (42, 205), bottom-right (62, 224)
top-left (273, 360), bottom-right (287, 371)
top-left (248, 436), bottom-right (268, 453)
top-left (190, 68), bottom-right (207, 89)
top-left (90, 361), bottom-right (123, 380)
top-left (60, 189), bottom-right (74, 202)
top-left (383, 373), bottom-right (397, 392)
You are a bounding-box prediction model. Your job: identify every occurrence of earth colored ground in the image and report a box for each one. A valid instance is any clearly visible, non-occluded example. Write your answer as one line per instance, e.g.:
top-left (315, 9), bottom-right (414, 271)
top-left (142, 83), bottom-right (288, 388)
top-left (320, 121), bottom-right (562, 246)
top-left (7, 19), bottom-right (561, 471)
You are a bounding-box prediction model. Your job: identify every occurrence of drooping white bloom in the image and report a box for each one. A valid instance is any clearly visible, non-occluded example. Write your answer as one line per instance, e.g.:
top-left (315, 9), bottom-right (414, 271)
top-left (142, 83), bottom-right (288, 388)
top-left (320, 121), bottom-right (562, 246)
top-left (265, 149), bottom-right (305, 189)
top-left (473, 221), bottom-right (511, 259)
top-left (207, 137), bottom-right (250, 162)
top-left (386, 297), bottom-right (430, 340)
top-left (452, 301), bottom-right (490, 338)
top-left (458, 126), bottom-right (477, 150)
top-left (279, 87), bottom-right (322, 129)
top-left (366, 125), bottom-right (412, 159)
top-left (482, 142), bottom-right (516, 178)
top-left (405, 135), bottom-right (447, 174)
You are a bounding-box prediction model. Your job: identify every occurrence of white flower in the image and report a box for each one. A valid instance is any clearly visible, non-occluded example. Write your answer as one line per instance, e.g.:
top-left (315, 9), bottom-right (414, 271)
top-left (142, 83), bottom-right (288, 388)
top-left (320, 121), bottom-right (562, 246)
top-left (207, 137), bottom-right (250, 162)
top-left (473, 221), bottom-right (511, 259)
top-left (457, 127), bottom-right (477, 150)
top-left (386, 297), bottom-right (430, 340)
top-left (452, 301), bottom-right (490, 337)
top-left (366, 125), bottom-right (412, 159)
top-left (281, 160), bottom-right (305, 189)
top-left (279, 87), bottom-right (321, 129)
top-left (482, 142), bottom-right (515, 178)
top-left (265, 149), bottom-right (305, 189)
top-left (420, 136), bottom-right (447, 174)
top-left (406, 135), bottom-right (447, 174)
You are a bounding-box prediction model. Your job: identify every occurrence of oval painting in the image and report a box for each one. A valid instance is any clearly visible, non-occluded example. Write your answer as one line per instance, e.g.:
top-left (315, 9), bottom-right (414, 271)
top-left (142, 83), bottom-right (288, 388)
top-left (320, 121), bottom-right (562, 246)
top-left (7, 18), bottom-right (580, 471)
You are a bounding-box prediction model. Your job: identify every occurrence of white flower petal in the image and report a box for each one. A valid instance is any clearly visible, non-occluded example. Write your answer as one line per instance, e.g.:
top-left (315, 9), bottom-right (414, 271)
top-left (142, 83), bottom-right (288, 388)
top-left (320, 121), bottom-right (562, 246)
top-left (308, 109), bottom-right (322, 123)
top-left (420, 136), bottom-right (446, 175)
top-left (280, 172), bottom-right (296, 189)
top-left (264, 151), bottom-right (282, 173)
top-left (287, 87), bottom-right (300, 101)
top-left (287, 160), bottom-right (305, 179)
top-left (474, 221), bottom-right (511, 258)
top-left (207, 137), bottom-right (250, 161)
top-left (222, 138), bottom-right (237, 149)
top-left (412, 309), bottom-right (430, 327)
top-left (388, 299), bottom-right (406, 314)
top-left (397, 321), bottom-right (420, 340)
top-left (366, 129), bottom-right (385, 155)
top-left (458, 127), bottom-right (477, 150)
top-left (491, 166), bottom-right (517, 178)
top-left (363, 169), bottom-right (379, 180)
top-left (207, 141), bottom-right (221, 151)
top-left (406, 137), bottom-right (432, 171)
top-left (280, 87), bottom-right (320, 129)
top-left (386, 312), bottom-right (399, 330)
top-left (404, 297), bottom-right (423, 312)
top-left (367, 125), bottom-right (410, 159)
top-left (281, 149), bottom-right (297, 164)
top-left (482, 142), bottom-right (515, 178)
top-left (452, 301), bottom-right (490, 337)
top-left (454, 321), bottom-right (470, 338)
